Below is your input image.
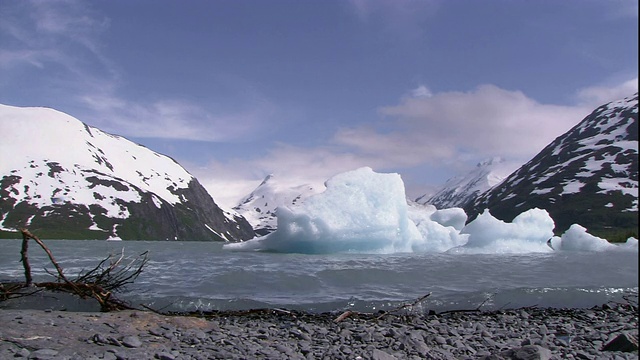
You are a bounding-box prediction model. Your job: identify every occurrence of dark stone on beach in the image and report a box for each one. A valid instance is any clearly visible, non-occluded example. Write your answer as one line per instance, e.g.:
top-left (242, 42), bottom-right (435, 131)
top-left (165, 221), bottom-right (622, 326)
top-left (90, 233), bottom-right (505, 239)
top-left (90, 333), bottom-right (111, 346)
top-left (602, 332), bottom-right (639, 352)
top-left (28, 348), bottom-right (59, 359)
top-left (500, 345), bottom-right (552, 360)
top-left (14, 348), bottom-right (30, 358)
top-left (120, 335), bottom-right (142, 348)
top-left (156, 353), bottom-right (177, 360)
top-left (0, 303), bottom-right (638, 360)
top-left (371, 348), bottom-right (398, 360)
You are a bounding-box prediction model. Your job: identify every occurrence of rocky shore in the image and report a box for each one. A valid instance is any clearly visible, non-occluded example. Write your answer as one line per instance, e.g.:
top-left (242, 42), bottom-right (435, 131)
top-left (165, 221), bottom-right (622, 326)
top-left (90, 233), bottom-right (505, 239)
top-left (0, 303), bottom-right (638, 360)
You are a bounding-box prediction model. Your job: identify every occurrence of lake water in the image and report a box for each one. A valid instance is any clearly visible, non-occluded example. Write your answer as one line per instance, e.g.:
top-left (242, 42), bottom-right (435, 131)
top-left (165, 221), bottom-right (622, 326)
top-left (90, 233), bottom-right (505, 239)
top-left (0, 240), bottom-right (637, 314)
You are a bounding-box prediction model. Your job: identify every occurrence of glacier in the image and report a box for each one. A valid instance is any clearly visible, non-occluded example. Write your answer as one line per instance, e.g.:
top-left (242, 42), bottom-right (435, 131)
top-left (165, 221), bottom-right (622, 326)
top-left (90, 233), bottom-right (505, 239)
top-left (224, 167), bottom-right (638, 254)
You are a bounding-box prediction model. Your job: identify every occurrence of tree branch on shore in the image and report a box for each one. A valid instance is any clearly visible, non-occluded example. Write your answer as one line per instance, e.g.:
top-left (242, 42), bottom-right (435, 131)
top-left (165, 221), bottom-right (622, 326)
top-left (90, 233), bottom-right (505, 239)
top-left (0, 229), bottom-right (148, 311)
top-left (333, 293), bottom-right (432, 323)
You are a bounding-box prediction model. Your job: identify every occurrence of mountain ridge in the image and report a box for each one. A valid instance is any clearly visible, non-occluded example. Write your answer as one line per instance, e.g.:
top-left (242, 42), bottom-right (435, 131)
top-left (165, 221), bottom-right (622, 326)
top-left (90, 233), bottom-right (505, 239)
top-left (416, 157), bottom-right (519, 209)
top-left (464, 93), bottom-right (638, 239)
top-left (0, 104), bottom-right (254, 241)
top-left (233, 174), bottom-right (323, 235)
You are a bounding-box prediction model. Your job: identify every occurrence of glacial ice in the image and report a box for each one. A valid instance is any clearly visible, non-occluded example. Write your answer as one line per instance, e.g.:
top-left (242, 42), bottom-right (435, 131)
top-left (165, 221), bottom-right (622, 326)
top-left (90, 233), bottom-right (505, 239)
top-left (224, 167), bottom-right (423, 253)
top-left (223, 167), bottom-right (638, 254)
top-left (449, 208), bottom-right (555, 254)
top-left (557, 224), bottom-right (630, 251)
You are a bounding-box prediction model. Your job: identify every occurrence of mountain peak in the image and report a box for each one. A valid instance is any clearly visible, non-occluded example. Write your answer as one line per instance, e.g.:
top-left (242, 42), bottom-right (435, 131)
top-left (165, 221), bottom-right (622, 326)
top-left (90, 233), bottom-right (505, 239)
top-left (234, 176), bottom-right (323, 235)
top-left (417, 157), bottom-right (519, 209)
top-left (465, 93), bottom-right (638, 237)
top-left (0, 104), bottom-right (254, 241)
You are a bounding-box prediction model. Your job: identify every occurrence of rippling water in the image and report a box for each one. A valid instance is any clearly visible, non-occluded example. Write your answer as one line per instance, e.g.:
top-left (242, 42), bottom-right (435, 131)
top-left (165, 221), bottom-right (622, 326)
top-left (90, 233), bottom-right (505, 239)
top-left (1, 240), bottom-right (637, 313)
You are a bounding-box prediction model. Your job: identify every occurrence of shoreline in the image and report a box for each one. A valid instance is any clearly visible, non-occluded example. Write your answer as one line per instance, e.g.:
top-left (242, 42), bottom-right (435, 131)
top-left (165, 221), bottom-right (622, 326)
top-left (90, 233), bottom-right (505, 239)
top-left (1, 302), bottom-right (638, 359)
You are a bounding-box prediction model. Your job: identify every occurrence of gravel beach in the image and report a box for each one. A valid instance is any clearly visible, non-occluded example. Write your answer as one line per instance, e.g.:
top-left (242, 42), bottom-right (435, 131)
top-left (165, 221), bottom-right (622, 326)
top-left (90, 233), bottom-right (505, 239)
top-left (0, 302), bottom-right (638, 360)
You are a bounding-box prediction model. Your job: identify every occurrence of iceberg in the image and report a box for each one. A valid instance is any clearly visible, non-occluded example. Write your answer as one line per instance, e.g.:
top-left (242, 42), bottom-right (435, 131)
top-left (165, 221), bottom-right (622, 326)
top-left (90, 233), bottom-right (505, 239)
top-left (407, 203), bottom-right (468, 252)
top-left (224, 167), bottom-right (637, 254)
top-left (557, 224), bottom-right (619, 251)
top-left (449, 208), bottom-right (555, 254)
top-left (224, 167), bottom-right (423, 253)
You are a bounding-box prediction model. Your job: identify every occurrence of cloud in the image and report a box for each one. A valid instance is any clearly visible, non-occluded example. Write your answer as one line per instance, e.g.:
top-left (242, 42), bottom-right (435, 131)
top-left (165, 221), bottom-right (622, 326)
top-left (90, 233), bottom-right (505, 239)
top-left (575, 78), bottom-right (638, 106)
top-left (347, 0), bottom-right (440, 38)
top-left (80, 93), bottom-right (277, 142)
top-left (338, 85), bottom-right (591, 165)
top-left (0, 0), bottom-right (276, 143)
top-left (198, 80), bottom-right (638, 208)
top-left (0, 0), bottom-right (112, 74)
top-left (604, 0), bottom-right (638, 19)
top-left (410, 85), bottom-right (433, 98)
top-left (194, 143), bottom-right (382, 209)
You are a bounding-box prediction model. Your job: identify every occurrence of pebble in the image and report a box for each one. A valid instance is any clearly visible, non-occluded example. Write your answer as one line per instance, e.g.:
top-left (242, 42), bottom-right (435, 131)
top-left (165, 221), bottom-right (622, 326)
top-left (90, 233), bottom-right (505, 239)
top-left (0, 303), bottom-right (637, 359)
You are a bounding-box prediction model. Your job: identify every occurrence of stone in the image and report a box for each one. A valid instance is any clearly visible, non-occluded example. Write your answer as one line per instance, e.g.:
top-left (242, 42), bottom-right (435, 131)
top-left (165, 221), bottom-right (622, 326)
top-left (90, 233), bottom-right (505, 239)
top-left (14, 348), bottom-right (31, 358)
top-left (501, 345), bottom-right (552, 360)
top-left (121, 335), bottom-right (143, 348)
top-left (602, 332), bottom-right (639, 352)
top-left (371, 348), bottom-right (398, 360)
top-left (28, 349), bottom-right (59, 359)
top-left (157, 353), bottom-right (177, 360)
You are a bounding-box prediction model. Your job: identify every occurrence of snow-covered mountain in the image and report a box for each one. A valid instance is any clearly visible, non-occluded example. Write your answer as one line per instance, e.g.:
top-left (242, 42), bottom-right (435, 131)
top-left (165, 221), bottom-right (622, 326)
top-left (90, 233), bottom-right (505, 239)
top-left (0, 104), bottom-right (254, 241)
top-left (465, 93), bottom-right (638, 238)
top-left (233, 175), bottom-right (323, 235)
top-left (416, 157), bottom-right (519, 209)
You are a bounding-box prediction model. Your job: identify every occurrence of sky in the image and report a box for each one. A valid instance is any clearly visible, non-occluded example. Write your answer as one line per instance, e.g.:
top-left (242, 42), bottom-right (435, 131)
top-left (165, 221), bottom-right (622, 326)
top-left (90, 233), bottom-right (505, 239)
top-left (0, 0), bottom-right (638, 209)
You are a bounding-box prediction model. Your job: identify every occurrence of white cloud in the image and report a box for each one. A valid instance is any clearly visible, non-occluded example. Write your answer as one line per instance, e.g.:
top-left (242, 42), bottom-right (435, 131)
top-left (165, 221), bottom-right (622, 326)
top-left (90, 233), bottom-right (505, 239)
top-left (197, 80), bottom-right (638, 208)
top-left (80, 93), bottom-right (276, 142)
top-left (410, 85), bottom-right (433, 98)
top-left (347, 85), bottom-right (590, 164)
top-left (194, 143), bottom-right (384, 209)
top-left (0, 0), bottom-right (276, 143)
top-left (575, 78), bottom-right (638, 106)
top-left (0, 0), bottom-right (111, 74)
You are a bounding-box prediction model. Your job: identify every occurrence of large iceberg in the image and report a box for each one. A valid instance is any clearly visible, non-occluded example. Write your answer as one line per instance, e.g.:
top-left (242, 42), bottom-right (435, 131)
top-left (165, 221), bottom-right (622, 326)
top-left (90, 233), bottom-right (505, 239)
top-left (224, 167), bottom-right (424, 253)
top-left (223, 167), bottom-right (637, 254)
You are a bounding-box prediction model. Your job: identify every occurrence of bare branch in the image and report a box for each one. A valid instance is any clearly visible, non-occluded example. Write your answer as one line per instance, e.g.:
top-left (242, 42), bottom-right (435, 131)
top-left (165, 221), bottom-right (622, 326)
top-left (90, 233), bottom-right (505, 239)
top-left (5, 229), bottom-right (149, 312)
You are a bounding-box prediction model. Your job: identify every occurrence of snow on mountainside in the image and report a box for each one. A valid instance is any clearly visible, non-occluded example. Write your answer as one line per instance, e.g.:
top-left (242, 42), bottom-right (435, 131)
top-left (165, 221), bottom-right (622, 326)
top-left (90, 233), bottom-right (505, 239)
top-left (0, 104), bottom-right (254, 241)
top-left (416, 157), bottom-right (519, 209)
top-left (465, 93), bottom-right (638, 237)
top-left (233, 175), bottom-right (323, 235)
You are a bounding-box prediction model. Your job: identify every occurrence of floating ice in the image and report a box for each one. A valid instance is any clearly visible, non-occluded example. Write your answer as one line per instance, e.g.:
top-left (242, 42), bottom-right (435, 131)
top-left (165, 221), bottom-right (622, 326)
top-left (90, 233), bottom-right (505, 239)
top-left (556, 224), bottom-right (636, 251)
top-left (449, 208), bottom-right (556, 254)
top-left (430, 207), bottom-right (468, 231)
top-left (224, 167), bottom-right (423, 253)
top-left (223, 168), bottom-right (637, 254)
top-left (621, 237), bottom-right (639, 250)
top-left (407, 203), bottom-right (468, 252)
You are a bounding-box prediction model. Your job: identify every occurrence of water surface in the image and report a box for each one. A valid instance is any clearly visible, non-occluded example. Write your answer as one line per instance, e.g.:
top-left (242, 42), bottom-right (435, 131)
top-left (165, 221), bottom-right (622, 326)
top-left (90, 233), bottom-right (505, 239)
top-left (1, 240), bottom-right (637, 313)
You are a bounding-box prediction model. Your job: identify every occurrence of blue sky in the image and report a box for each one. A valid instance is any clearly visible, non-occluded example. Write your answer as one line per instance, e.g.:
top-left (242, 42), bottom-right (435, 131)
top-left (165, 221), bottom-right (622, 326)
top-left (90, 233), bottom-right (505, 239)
top-left (1, 0), bottom-right (638, 208)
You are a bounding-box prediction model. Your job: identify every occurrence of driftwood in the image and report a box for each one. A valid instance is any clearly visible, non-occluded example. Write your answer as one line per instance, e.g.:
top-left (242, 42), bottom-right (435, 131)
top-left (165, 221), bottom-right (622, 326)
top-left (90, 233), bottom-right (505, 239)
top-left (333, 293), bottom-right (432, 323)
top-left (0, 229), bottom-right (148, 311)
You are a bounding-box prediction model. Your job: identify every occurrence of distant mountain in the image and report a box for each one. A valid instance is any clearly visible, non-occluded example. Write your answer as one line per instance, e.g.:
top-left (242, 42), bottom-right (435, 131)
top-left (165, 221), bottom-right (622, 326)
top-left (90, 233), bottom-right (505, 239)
top-left (0, 104), bottom-right (255, 241)
top-left (465, 93), bottom-right (638, 238)
top-left (416, 157), bottom-right (519, 209)
top-left (233, 175), bottom-right (323, 235)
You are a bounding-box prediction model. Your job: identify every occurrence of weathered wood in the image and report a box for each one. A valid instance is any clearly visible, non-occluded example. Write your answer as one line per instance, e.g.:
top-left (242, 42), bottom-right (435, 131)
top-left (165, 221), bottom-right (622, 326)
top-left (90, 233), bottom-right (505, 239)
top-left (20, 231), bottom-right (32, 286)
top-left (6, 229), bottom-right (148, 311)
